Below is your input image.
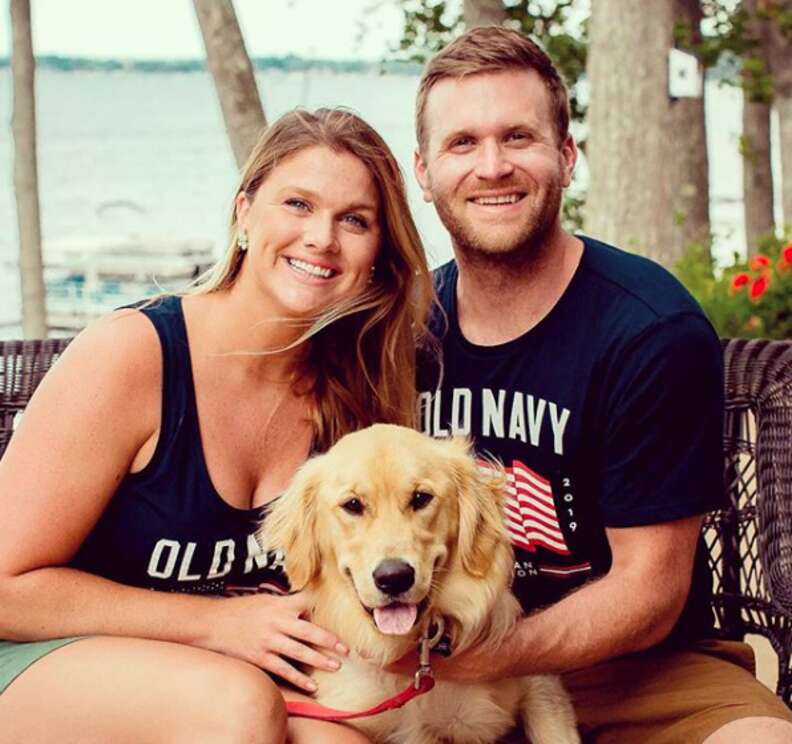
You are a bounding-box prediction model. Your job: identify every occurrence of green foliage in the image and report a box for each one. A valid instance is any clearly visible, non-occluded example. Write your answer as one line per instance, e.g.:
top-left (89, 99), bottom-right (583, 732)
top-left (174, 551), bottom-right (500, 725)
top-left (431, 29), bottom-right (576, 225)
top-left (675, 231), bottom-right (792, 339)
top-left (692, 2), bottom-right (753, 67)
top-left (758, 0), bottom-right (792, 39)
top-left (692, 1), bottom-right (791, 102)
top-left (741, 54), bottom-right (774, 103)
top-left (395, 1), bottom-right (465, 62)
top-left (391, 0), bottom-right (588, 122)
top-left (562, 193), bottom-right (584, 232)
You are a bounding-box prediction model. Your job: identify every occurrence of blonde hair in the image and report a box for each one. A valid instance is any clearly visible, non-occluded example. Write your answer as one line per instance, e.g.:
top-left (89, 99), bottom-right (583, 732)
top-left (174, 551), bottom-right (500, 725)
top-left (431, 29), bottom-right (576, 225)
top-left (416, 26), bottom-right (571, 152)
top-left (190, 107), bottom-right (434, 451)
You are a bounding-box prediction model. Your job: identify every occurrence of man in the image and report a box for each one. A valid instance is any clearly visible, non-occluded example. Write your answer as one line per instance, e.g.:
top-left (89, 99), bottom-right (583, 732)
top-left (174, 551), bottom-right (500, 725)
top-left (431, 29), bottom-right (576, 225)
top-left (409, 25), bottom-right (792, 743)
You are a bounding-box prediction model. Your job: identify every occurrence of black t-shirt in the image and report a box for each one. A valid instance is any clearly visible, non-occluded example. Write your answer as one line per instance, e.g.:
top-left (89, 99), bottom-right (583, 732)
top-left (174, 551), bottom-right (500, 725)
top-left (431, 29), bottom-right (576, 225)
top-left (418, 236), bottom-right (725, 642)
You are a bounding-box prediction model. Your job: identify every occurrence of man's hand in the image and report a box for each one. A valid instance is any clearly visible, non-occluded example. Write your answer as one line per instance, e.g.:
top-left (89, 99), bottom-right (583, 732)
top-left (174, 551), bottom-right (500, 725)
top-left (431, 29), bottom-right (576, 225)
top-left (387, 516), bottom-right (702, 686)
top-left (386, 637), bottom-right (519, 683)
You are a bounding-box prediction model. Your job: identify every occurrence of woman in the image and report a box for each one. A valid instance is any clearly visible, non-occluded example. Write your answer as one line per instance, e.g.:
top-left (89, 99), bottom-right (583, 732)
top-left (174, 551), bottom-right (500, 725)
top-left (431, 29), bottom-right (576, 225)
top-left (0, 108), bottom-right (433, 744)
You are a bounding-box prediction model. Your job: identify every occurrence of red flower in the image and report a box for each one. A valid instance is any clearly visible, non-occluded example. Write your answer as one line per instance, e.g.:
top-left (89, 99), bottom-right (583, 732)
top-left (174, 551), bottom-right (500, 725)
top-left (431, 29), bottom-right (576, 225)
top-left (782, 244), bottom-right (792, 266)
top-left (749, 254), bottom-right (771, 271)
top-left (749, 275), bottom-right (769, 300)
top-left (731, 272), bottom-right (750, 293)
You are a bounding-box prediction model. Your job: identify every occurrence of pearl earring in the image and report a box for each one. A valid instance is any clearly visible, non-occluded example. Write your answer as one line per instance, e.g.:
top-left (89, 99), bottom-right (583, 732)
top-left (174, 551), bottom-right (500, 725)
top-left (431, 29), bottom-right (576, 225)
top-left (238, 230), bottom-right (249, 252)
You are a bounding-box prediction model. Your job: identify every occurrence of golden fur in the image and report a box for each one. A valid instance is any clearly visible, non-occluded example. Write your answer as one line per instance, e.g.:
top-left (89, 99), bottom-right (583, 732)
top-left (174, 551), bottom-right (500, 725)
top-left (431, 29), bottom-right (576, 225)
top-left (262, 424), bottom-right (579, 744)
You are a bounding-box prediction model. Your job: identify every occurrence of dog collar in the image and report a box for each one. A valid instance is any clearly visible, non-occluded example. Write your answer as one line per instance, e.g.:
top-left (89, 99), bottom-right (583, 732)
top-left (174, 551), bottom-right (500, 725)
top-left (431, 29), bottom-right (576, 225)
top-left (286, 617), bottom-right (445, 722)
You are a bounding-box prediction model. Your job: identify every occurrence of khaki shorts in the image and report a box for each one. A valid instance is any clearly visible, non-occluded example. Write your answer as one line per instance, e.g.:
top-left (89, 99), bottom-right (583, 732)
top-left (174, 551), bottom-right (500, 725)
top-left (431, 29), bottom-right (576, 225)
top-left (559, 639), bottom-right (792, 743)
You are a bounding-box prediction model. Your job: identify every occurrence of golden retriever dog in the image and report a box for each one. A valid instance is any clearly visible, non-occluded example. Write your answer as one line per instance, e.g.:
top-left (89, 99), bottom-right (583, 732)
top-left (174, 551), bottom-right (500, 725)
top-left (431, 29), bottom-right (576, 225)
top-left (261, 424), bottom-right (579, 744)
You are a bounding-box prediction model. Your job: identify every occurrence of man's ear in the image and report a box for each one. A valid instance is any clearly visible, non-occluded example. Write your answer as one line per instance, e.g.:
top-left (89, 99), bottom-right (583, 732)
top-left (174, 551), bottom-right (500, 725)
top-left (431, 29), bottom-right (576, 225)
top-left (560, 133), bottom-right (577, 188)
top-left (414, 149), bottom-right (434, 203)
top-left (258, 458), bottom-right (322, 590)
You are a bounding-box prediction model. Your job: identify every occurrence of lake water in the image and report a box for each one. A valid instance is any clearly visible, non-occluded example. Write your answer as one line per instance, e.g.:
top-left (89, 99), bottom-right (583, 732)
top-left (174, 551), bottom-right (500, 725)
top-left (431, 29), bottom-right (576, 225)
top-left (0, 67), bottom-right (768, 337)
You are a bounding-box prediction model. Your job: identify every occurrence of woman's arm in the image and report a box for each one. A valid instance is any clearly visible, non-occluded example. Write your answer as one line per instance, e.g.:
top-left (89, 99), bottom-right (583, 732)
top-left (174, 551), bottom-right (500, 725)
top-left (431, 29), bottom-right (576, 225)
top-left (0, 312), bottom-right (343, 691)
top-left (0, 310), bottom-right (162, 617)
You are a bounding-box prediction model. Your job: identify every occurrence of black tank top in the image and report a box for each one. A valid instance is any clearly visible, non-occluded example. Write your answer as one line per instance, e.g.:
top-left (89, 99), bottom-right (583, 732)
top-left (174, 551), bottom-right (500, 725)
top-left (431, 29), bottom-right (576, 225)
top-left (70, 296), bottom-right (290, 596)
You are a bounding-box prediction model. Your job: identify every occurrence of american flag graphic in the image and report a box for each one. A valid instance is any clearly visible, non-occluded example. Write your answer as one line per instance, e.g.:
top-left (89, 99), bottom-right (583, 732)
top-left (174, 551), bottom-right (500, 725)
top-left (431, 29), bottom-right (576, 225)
top-left (479, 459), bottom-right (571, 555)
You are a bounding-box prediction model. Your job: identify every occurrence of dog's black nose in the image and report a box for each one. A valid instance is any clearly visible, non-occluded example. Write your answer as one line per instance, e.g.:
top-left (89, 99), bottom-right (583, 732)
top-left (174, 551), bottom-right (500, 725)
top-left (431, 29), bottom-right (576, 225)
top-left (373, 559), bottom-right (415, 596)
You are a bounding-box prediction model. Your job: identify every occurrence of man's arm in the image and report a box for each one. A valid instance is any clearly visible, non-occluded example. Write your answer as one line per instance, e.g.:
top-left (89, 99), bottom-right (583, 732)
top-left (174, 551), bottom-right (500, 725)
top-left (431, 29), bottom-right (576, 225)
top-left (505, 515), bottom-right (702, 675)
top-left (412, 514), bottom-right (702, 682)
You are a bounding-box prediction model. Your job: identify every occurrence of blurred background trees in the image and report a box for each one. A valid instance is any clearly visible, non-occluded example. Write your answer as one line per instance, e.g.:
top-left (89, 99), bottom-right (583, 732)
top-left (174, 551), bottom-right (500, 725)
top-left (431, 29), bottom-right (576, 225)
top-left (8, 0), bottom-right (792, 338)
top-left (586, 0), bottom-right (710, 267)
top-left (394, 1), bottom-right (587, 122)
top-left (10, 0), bottom-right (47, 337)
top-left (193, 0), bottom-right (266, 169)
top-left (463, 0), bottom-right (507, 26)
top-left (390, 0), bottom-right (792, 336)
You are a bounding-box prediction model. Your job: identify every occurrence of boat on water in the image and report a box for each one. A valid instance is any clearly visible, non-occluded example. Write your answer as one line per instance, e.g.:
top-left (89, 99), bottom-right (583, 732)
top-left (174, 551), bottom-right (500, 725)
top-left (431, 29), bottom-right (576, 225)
top-left (2, 237), bottom-right (216, 333)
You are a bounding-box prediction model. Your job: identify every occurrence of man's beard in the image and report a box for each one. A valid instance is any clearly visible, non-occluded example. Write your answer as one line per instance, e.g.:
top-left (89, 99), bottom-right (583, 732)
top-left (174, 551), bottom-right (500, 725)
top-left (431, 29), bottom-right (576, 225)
top-left (433, 179), bottom-right (563, 269)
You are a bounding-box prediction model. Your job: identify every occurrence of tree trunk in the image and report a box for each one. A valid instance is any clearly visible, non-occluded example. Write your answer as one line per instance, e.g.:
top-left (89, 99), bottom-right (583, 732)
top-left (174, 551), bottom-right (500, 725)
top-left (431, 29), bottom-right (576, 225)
top-left (463, 0), bottom-right (507, 28)
top-left (742, 98), bottom-right (775, 252)
top-left (10, 0), bottom-right (47, 338)
top-left (741, 0), bottom-right (775, 252)
top-left (762, 0), bottom-right (792, 229)
top-left (584, 0), bottom-right (711, 268)
top-left (778, 94), bottom-right (792, 231)
top-left (193, 0), bottom-right (266, 169)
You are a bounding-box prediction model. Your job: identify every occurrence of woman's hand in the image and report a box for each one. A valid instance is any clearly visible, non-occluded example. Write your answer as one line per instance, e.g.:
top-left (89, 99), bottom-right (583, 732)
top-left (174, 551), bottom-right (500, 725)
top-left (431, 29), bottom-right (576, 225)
top-left (199, 591), bottom-right (348, 692)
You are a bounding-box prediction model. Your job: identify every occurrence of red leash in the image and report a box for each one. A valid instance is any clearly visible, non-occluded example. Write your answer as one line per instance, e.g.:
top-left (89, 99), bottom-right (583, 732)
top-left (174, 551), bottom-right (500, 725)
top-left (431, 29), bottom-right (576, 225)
top-left (286, 672), bottom-right (435, 722)
top-left (286, 618), bottom-right (444, 722)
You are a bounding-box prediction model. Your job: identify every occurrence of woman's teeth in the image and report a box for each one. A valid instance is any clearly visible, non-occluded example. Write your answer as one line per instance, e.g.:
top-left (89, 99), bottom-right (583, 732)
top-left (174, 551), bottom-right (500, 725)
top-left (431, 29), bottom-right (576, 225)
top-left (287, 258), bottom-right (335, 278)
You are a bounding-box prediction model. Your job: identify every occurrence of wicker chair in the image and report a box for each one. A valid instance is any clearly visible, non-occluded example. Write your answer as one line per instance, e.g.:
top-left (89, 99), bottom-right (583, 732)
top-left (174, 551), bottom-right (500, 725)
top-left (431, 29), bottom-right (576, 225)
top-left (1, 336), bottom-right (791, 706)
top-left (0, 338), bottom-right (73, 457)
top-left (704, 339), bottom-right (792, 705)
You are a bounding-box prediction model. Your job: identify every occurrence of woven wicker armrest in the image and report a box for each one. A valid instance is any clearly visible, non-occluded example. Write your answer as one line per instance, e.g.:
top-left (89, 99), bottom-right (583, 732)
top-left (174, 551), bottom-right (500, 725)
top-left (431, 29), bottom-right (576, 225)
top-left (705, 338), bottom-right (792, 705)
top-left (0, 338), bottom-right (73, 459)
top-left (725, 339), bottom-right (792, 614)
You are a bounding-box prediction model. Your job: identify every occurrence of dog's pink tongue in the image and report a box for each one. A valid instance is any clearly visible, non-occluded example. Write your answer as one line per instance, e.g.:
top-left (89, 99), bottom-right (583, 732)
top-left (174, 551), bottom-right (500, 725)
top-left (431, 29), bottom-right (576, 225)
top-left (373, 603), bottom-right (417, 635)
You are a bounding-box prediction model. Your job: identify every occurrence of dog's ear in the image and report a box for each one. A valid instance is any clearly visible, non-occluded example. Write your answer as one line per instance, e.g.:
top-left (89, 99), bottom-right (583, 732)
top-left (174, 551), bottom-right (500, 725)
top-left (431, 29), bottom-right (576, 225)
top-left (259, 457), bottom-right (322, 590)
top-left (446, 438), bottom-right (508, 578)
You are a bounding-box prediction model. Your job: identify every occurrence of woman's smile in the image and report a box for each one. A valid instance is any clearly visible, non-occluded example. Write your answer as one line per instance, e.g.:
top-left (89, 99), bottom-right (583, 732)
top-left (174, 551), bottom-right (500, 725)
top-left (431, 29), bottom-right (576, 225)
top-left (284, 256), bottom-right (339, 281)
top-left (235, 144), bottom-right (381, 321)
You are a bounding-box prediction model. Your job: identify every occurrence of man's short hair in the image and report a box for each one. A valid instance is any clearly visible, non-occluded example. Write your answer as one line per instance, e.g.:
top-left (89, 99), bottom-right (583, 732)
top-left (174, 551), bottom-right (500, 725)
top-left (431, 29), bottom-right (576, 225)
top-left (415, 26), bottom-right (571, 152)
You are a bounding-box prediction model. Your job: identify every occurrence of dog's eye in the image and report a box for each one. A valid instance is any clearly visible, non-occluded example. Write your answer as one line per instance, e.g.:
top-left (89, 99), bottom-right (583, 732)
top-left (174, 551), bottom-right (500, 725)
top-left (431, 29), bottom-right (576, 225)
top-left (411, 491), bottom-right (434, 510)
top-left (341, 497), bottom-right (364, 515)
